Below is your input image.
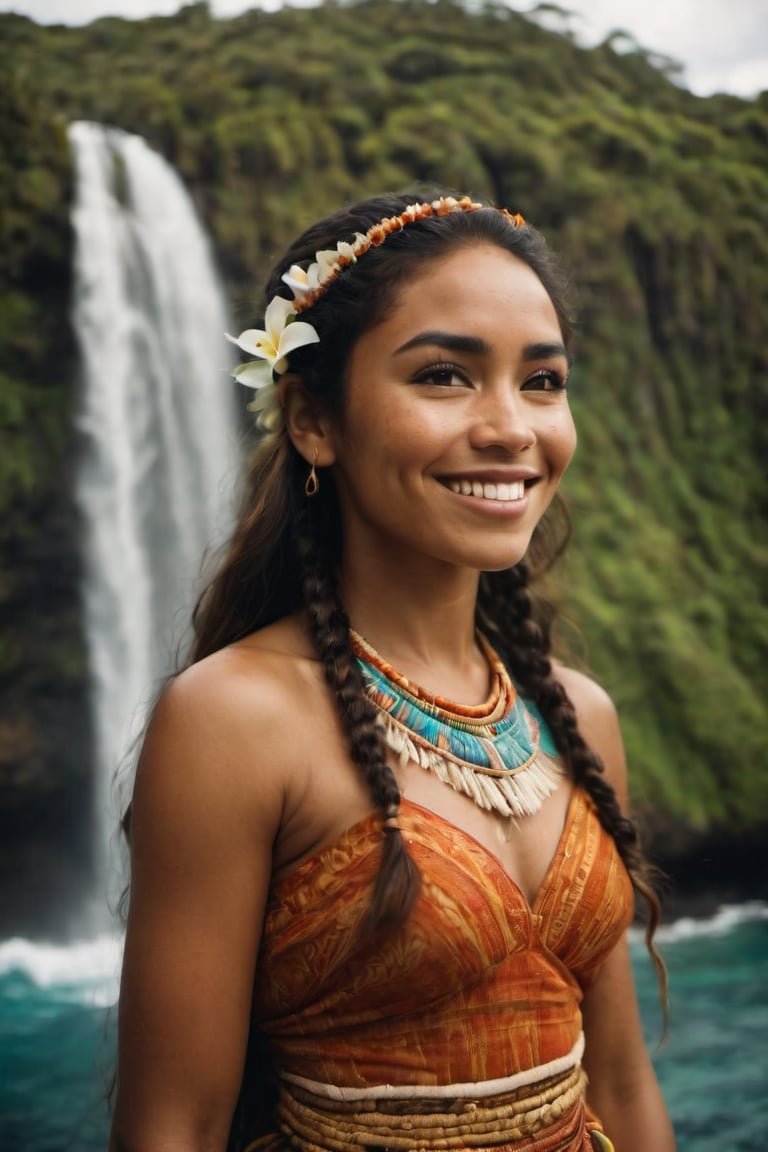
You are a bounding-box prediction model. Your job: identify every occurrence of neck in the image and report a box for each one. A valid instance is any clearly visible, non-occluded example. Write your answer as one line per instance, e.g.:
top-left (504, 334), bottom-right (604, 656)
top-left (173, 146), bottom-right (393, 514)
top-left (338, 547), bottom-right (488, 704)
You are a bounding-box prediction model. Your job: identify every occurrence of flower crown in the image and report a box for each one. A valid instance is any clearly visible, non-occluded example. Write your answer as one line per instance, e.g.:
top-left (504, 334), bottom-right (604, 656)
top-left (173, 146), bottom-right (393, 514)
top-left (226, 195), bottom-right (525, 430)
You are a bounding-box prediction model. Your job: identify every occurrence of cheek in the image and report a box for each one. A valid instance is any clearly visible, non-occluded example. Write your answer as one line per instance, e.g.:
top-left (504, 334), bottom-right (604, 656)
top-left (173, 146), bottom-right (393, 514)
top-left (351, 403), bottom-right (446, 467)
top-left (548, 410), bottom-right (577, 475)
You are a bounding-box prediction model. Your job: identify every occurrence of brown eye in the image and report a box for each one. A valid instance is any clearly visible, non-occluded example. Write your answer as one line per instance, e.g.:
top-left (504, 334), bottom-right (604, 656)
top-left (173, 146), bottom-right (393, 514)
top-left (521, 369), bottom-right (567, 392)
top-left (411, 362), bottom-right (471, 388)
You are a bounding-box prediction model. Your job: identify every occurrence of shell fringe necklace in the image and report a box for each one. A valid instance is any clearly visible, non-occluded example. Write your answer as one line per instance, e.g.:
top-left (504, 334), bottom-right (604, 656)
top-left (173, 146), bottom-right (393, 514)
top-left (350, 630), bottom-right (563, 820)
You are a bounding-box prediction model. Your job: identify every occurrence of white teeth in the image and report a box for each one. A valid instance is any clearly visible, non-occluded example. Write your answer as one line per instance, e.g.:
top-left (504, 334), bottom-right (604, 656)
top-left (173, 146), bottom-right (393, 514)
top-left (446, 479), bottom-right (525, 501)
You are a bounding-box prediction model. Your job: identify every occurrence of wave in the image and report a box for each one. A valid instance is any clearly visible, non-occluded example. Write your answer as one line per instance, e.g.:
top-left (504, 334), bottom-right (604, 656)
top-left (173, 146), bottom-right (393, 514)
top-left (0, 933), bottom-right (123, 1007)
top-left (630, 900), bottom-right (768, 947)
top-left (2, 901), bottom-right (765, 1001)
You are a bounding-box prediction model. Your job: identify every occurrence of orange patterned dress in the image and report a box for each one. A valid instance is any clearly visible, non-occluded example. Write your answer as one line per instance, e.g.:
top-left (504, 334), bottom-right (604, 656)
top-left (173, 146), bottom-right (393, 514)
top-left (249, 789), bottom-right (633, 1151)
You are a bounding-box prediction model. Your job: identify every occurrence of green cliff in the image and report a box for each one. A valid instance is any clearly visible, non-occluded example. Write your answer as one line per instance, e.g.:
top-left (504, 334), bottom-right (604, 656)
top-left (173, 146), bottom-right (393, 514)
top-left (1, 0), bottom-right (766, 929)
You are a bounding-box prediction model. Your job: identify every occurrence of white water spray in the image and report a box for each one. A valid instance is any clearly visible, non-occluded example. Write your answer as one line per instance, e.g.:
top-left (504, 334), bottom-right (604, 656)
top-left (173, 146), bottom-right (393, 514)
top-left (68, 122), bottom-right (238, 916)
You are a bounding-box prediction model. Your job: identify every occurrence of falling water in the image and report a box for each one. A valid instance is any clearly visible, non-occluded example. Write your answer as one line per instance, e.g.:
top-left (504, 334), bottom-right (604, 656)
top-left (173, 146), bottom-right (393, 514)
top-left (68, 122), bottom-right (238, 912)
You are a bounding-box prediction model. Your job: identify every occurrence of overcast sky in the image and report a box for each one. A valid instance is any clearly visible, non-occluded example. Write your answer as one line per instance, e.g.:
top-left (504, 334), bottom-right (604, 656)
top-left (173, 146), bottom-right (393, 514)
top-left (2, 0), bottom-right (766, 98)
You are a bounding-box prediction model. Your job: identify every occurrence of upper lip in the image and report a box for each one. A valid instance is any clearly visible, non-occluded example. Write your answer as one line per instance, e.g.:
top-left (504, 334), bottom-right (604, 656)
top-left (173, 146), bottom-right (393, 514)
top-left (437, 469), bottom-right (540, 484)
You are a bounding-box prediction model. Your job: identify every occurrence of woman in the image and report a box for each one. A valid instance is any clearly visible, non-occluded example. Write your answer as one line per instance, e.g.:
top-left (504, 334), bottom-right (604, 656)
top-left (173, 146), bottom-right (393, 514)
top-left (110, 193), bottom-right (676, 1152)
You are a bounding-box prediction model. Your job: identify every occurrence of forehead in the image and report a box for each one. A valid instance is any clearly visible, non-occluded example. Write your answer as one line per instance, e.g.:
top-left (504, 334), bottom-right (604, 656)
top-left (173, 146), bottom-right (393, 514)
top-left (368, 243), bottom-right (561, 348)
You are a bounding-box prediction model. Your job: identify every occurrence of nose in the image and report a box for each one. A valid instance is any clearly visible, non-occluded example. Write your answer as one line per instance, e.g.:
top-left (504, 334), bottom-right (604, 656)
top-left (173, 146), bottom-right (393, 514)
top-left (467, 386), bottom-right (536, 454)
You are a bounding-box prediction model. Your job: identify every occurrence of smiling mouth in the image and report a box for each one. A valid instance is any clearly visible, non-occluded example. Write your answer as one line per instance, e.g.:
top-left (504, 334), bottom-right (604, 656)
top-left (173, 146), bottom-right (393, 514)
top-left (443, 479), bottom-right (527, 501)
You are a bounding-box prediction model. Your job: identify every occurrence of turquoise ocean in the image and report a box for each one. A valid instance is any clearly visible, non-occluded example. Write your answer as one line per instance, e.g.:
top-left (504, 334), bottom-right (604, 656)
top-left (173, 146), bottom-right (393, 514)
top-left (1, 902), bottom-right (766, 1151)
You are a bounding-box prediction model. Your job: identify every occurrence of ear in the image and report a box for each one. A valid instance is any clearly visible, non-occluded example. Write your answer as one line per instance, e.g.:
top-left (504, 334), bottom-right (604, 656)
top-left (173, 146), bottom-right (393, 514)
top-left (280, 375), bottom-right (337, 467)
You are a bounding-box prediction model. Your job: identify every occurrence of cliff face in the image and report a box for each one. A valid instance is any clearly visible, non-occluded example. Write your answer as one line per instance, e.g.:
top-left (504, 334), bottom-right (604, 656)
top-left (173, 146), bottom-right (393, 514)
top-left (0, 69), bottom-right (94, 934)
top-left (1, 1), bottom-right (766, 935)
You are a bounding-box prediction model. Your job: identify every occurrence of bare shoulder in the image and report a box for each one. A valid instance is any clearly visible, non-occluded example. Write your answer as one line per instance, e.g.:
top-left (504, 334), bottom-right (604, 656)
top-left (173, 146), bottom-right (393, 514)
top-left (552, 662), bottom-right (628, 804)
top-left (132, 614), bottom-right (327, 848)
top-left (152, 615), bottom-right (320, 742)
top-left (552, 662), bottom-right (618, 725)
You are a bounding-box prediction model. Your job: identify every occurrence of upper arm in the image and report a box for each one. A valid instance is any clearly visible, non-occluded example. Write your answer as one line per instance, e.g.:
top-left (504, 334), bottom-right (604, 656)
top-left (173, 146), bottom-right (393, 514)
top-left (112, 658), bottom-right (287, 1152)
top-left (581, 939), bottom-right (676, 1149)
top-left (554, 667), bottom-right (676, 1147)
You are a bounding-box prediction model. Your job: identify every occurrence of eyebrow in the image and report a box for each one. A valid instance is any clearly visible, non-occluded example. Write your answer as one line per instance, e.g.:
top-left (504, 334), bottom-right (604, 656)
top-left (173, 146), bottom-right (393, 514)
top-left (394, 330), bottom-right (571, 364)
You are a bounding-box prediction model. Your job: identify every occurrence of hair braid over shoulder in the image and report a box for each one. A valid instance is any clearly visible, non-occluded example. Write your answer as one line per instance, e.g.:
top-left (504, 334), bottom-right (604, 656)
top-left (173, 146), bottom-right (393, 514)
top-left (295, 499), bottom-right (420, 932)
top-left (479, 563), bottom-right (667, 1009)
top-left (192, 189), bottom-right (665, 1002)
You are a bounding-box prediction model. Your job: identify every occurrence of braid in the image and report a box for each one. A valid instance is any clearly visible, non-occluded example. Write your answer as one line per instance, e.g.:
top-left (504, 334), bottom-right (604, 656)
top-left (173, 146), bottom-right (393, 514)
top-left (296, 497), bottom-right (420, 933)
top-left (480, 565), bottom-right (668, 1021)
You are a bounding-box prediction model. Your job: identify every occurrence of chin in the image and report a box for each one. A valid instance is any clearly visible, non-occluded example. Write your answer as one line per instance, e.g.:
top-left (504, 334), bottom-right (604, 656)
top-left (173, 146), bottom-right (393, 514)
top-left (477, 558), bottom-right (529, 575)
top-left (463, 537), bottom-right (535, 573)
top-left (452, 546), bottom-right (533, 574)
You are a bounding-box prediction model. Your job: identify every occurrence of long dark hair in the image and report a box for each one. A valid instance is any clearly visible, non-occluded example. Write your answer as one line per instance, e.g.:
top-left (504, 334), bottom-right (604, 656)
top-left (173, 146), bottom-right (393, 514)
top-left (195, 191), bottom-right (662, 952)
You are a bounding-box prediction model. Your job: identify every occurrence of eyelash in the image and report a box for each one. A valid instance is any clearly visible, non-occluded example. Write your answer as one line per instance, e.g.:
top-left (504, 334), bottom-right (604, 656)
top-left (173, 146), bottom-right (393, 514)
top-left (410, 361), bottom-right (470, 388)
top-left (410, 363), bottom-right (568, 391)
top-left (522, 368), bottom-right (568, 392)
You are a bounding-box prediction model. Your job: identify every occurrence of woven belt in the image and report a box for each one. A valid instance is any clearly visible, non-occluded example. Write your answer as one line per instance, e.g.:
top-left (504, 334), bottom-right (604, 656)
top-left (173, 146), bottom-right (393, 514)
top-left (248, 1062), bottom-right (595, 1151)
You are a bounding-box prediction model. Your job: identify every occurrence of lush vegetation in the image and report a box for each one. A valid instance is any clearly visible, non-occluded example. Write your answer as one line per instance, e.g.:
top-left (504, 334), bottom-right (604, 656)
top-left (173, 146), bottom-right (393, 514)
top-left (1, 0), bottom-right (766, 885)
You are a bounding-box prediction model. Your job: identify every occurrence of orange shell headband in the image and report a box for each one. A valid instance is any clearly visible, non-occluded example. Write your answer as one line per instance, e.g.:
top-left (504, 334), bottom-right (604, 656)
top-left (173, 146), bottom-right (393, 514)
top-left (282, 195), bottom-right (526, 313)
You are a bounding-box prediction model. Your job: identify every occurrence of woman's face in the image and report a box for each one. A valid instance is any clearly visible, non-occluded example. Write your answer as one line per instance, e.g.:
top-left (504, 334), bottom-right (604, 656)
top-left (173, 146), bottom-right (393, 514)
top-left (325, 243), bottom-right (577, 577)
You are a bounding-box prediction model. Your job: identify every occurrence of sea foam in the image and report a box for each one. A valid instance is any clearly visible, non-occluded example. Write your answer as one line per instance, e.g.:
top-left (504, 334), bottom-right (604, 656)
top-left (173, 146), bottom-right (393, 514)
top-left (629, 900), bottom-right (768, 948)
top-left (0, 933), bottom-right (123, 1006)
top-left (2, 902), bottom-right (765, 998)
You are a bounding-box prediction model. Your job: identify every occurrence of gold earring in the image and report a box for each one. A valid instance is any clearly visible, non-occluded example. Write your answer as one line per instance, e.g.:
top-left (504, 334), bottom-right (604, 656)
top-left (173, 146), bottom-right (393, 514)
top-left (304, 450), bottom-right (319, 497)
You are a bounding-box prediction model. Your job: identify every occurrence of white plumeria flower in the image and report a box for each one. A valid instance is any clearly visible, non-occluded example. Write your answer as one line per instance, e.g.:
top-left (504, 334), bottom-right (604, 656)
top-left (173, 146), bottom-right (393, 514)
top-left (245, 380), bottom-right (280, 421)
top-left (292, 252), bottom-right (335, 296)
top-left (335, 240), bottom-right (359, 263)
top-left (314, 248), bottom-right (343, 280)
top-left (282, 266), bottom-right (307, 294)
top-left (282, 236), bottom-right (368, 299)
top-left (226, 295), bottom-right (319, 393)
top-left (282, 262), bottom-right (319, 297)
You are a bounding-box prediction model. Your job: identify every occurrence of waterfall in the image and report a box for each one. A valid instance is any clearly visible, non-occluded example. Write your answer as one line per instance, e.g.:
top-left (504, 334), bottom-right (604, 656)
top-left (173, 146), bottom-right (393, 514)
top-left (68, 122), bottom-right (238, 914)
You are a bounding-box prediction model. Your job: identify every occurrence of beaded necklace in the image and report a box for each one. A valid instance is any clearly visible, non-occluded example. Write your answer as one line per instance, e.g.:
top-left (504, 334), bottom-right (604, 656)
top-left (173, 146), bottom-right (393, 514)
top-left (350, 630), bottom-right (563, 820)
